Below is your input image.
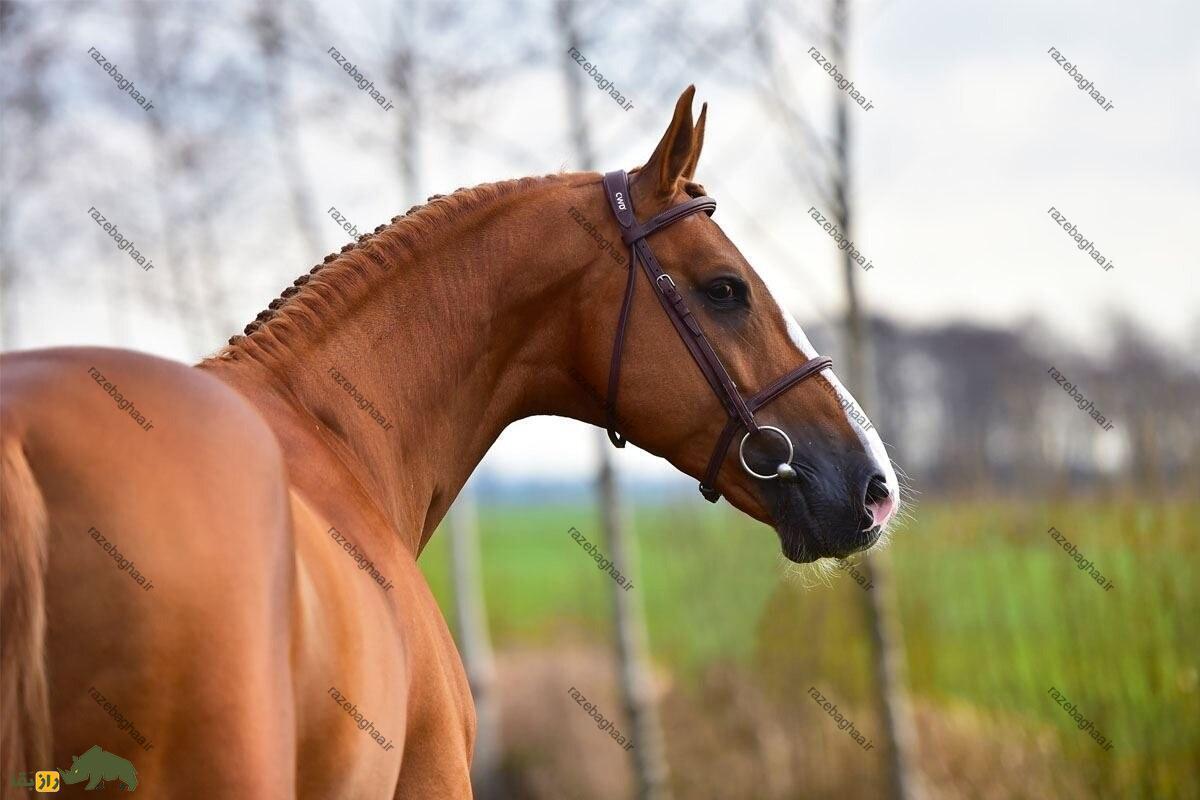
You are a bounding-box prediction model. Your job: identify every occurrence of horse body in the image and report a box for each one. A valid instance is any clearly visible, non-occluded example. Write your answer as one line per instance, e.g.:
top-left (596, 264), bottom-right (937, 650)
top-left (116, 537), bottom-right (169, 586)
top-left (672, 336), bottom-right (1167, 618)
top-left (2, 167), bottom-right (580, 796)
top-left (1, 342), bottom-right (474, 798)
top-left (3, 348), bottom-right (302, 796)
top-left (1, 88), bottom-right (900, 798)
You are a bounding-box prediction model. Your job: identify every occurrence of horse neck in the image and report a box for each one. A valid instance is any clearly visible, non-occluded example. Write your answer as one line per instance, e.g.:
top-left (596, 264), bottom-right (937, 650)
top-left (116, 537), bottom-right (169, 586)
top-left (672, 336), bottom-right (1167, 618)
top-left (202, 176), bottom-right (606, 554)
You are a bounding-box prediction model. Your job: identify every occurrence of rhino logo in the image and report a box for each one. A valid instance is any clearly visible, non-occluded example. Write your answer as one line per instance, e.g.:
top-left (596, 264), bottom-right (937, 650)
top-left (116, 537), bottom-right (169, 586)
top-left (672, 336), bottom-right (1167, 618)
top-left (58, 746), bottom-right (137, 792)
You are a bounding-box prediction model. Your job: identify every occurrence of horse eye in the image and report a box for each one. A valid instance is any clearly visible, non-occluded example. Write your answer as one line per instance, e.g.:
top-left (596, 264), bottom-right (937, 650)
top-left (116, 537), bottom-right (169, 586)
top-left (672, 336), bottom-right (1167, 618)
top-left (707, 280), bottom-right (736, 302)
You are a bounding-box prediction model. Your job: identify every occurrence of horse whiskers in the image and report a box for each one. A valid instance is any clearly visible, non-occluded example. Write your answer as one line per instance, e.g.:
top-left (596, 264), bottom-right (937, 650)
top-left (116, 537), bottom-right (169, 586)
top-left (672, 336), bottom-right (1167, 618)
top-left (778, 554), bottom-right (841, 590)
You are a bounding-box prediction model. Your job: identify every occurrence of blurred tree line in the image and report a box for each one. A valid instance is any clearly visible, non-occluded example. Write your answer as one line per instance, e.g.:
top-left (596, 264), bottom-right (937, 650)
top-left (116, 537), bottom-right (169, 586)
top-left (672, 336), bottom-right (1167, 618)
top-left (802, 314), bottom-right (1200, 497)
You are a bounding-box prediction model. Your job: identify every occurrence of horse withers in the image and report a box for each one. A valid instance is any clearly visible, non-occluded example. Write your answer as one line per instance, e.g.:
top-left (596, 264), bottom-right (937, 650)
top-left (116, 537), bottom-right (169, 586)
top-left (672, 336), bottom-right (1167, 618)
top-left (0, 87), bottom-right (899, 798)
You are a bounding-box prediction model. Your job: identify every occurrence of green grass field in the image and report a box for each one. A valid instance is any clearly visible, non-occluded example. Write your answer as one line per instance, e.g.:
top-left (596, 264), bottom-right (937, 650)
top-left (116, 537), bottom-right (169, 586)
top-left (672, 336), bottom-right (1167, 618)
top-left (419, 498), bottom-right (1199, 798)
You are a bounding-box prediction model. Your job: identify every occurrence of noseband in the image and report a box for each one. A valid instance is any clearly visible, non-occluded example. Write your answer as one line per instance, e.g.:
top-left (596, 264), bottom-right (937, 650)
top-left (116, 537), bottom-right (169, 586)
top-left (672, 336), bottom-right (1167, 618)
top-left (600, 169), bottom-right (833, 503)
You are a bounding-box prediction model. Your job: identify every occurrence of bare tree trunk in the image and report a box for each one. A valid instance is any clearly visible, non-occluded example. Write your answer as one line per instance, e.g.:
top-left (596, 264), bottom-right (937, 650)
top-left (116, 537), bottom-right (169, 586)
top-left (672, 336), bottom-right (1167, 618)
top-left (193, 205), bottom-right (239, 341)
top-left (133, 0), bottom-right (212, 356)
top-left (251, 0), bottom-right (323, 259)
top-left (391, 0), bottom-right (422, 206)
top-left (447, 487), bottom-right (504, 800)
top-left (0, 3), bottom-right (57, 349)
top-left (557, 3), bottom-right (672, 798)
top-left (857, 556), bottom-right (921, 800)
top-left (0, 178), bottom-right (25, 348)
top-left (829, 1), bottom-right (921, 798)
top-left (597, 446), bottom-right (670, 800)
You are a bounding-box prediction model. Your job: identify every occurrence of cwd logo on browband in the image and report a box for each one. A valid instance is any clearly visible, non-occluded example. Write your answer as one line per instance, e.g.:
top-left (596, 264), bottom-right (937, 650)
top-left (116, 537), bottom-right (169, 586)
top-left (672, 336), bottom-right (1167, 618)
top-left (615, 192), bottom-right (627, 211)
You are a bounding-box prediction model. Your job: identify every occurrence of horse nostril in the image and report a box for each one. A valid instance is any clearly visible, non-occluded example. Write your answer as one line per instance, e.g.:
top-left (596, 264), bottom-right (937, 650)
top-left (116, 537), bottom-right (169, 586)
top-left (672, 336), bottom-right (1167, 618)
top-left (865, 474), bottom-right (889, 506)
top-left (862, 474), bottom-right (893, 530)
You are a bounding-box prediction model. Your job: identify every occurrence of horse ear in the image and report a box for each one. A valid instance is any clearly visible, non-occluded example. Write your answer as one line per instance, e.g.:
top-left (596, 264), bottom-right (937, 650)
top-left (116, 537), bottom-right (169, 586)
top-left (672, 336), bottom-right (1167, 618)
top-left (681, 101), bottom-right (707, 180)
top-left (636, 86), bottom-right (700, 201)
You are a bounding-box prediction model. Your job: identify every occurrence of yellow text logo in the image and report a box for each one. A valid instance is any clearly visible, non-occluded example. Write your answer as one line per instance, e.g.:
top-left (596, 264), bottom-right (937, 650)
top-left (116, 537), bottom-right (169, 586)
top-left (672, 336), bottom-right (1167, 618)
top-left (35, 770), bottom-right (61, 793)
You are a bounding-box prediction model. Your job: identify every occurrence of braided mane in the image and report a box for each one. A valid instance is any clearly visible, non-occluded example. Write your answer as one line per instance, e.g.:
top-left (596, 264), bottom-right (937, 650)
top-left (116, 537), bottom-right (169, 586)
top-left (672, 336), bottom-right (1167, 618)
top-left (206, 173), bottom-right (569, 364)
top-left (227, 197), bottom-right (446, 344)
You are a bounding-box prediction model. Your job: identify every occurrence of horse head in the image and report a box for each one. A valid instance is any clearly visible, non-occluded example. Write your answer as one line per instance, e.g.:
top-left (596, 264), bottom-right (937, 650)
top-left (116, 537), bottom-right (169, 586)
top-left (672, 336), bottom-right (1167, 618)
top-left (573, 87), bottom-right (900, 562)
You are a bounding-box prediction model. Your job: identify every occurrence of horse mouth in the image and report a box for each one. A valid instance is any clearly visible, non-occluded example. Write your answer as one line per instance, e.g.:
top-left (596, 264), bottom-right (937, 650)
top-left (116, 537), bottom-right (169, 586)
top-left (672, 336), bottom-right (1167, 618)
top-left (772, 490), bottom-right (883, 563)
top-left (777, 524), bottom-right (881, 563)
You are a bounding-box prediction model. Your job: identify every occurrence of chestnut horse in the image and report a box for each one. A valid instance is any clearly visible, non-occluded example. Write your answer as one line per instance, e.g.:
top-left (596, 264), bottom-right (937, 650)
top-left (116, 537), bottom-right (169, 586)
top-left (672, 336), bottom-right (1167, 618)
top-left (0, 87), bottom-right (898, 798)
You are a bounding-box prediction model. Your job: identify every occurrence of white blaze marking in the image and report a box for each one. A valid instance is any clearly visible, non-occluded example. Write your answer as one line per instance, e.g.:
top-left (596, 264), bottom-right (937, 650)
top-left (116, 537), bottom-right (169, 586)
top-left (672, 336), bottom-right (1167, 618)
top-left (771, 294), bottom-right (900, 526)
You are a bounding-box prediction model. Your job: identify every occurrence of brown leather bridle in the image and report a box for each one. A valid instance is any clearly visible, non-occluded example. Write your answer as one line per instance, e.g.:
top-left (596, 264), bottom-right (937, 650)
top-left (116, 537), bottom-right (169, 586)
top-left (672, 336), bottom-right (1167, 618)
top-left (601, 169), bottom-right (833, 503)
